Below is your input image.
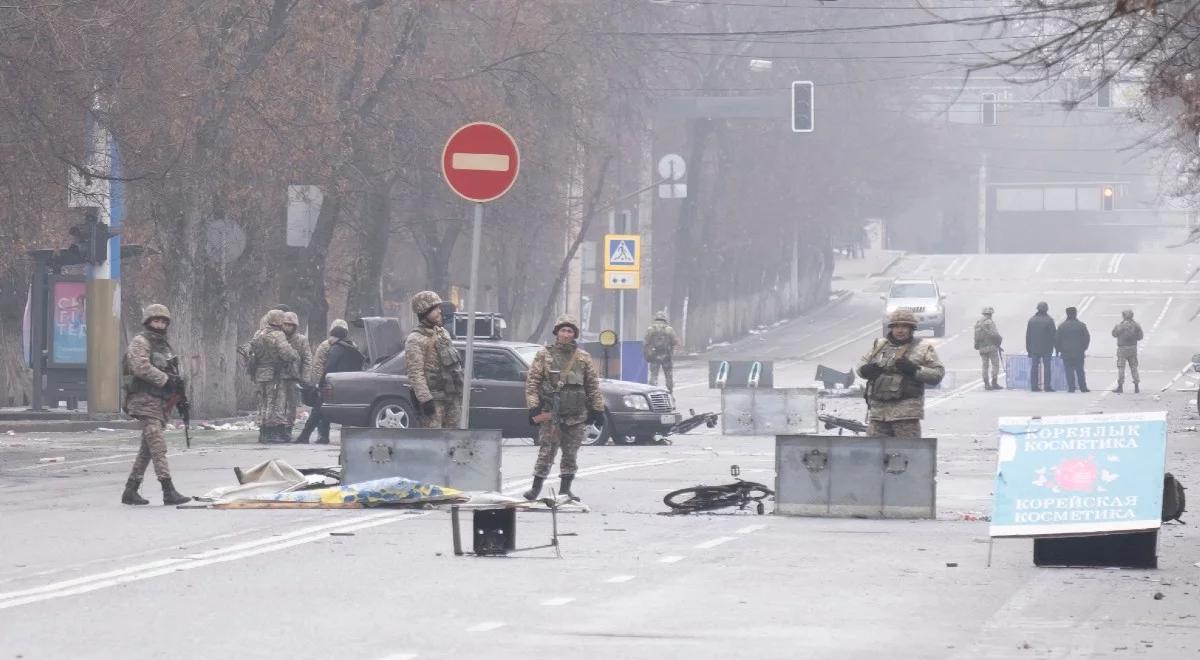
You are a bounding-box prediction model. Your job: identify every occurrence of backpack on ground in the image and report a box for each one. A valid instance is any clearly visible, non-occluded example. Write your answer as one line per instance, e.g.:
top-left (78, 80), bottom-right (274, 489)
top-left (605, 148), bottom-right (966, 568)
top-left (1163, 472), bottom-right (1186, 523)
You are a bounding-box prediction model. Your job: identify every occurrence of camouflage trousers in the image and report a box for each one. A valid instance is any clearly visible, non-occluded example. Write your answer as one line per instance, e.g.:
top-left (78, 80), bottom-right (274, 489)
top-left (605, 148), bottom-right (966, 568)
top-left (979, 349), bottom-right (1000, 384)
top-left (649, 359), bottom-right (674, 392)
top-left (867, 419), bottom-right (922, 438)
top-left (1116, 346), bottom-right (1139, 385)
top-left (533, 422), bottom-right (585, 478)
top-left (257, 380), bottom-right (292, 427)
top-left (417, 398), bottom-right (462, 429)
top-left (128, 417), bottom-right (170, 481)
top-left (282, 379), bottom-right (301, 427)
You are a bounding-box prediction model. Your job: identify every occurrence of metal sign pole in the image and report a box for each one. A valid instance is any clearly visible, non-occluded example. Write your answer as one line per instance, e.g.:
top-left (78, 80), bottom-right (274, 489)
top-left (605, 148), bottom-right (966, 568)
top-left (460, 202), bottom-right (483, 429)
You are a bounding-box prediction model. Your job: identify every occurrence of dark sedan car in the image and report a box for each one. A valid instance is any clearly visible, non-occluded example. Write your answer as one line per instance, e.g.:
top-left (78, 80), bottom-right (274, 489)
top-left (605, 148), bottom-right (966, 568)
top-left (321, 340), bottom-right (681, 445)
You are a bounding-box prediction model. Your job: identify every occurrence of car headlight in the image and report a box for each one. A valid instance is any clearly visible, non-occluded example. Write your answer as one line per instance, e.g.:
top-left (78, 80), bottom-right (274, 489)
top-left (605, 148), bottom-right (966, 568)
top-left (622, 394), bottom-right (650, 411)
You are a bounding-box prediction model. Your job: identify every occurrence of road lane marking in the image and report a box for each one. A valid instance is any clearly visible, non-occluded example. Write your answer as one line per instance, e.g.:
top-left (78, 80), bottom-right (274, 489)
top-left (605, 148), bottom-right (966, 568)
top-left (952, 255), bottom-right (972, 278)
top-left (659, 555), bottom-right (686, 564)
top-left (1034, 254), bottom-right (1049, 274)
top-left (735, 524), bottom-right (767, 535)
top-left (541, 597), bottom-right (576, 606)
top-left (1161, 361), bottom-right (1194, 392)
top-left (942, 256), bottom-right (961, 276)
top-left (605, 575), bottom-right (636, 583)
top-left (375, 654), bottom-right (417, 660)
top-left (800, 321), bottom-right (881, 360)
top-left (466, 622), bottom-right (506, 633)
top-left (927, 378), bottom-right (985, 409)
top-left (694, 536), bottom-right (736, 550)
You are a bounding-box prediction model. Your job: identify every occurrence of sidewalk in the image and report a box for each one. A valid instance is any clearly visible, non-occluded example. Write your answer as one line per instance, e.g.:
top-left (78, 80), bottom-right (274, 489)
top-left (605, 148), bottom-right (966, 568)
top-left (832, 248), bottom-right (905, 287)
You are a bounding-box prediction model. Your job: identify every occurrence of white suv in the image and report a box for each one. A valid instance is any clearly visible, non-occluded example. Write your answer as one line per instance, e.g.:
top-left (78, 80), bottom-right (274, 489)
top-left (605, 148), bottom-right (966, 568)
top-left (881, 278), bottom-right (946, 337)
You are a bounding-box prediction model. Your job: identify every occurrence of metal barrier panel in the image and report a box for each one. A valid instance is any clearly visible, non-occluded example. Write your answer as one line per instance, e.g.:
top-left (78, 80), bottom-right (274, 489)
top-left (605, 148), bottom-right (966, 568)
top-left (720, 388), bottom-right (818, 435)
top-left (1003, 354), bottom-right (1068, 391)
top-left (707, 360), bottom-right (775, 389)
top-left (340, 428), bottom-right (502, 491)
top-left (775, 434), bottom-right (937, 519)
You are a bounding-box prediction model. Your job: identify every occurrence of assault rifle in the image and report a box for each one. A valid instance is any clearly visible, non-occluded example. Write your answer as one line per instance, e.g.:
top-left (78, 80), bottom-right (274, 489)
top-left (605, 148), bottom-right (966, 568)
top-left (164, 358), bottom-right (192, 448)
top-left (818, 414), bottom-right (868, 435)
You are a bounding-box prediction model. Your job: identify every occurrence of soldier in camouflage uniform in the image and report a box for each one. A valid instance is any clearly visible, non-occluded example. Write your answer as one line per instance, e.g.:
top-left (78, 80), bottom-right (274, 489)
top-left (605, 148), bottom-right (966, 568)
top-left (1111, 309), bottom-right (1144, 393)
top-left (856, 309), bottom-right (945, 438)
top-left (280, 311), bottom-right (311, 442)
top-left (523, 314), bottom-right (606, 501)
top-left (253, 309), bottom-right (300, 443)
top-left (974, 306), bottom-right (1002, 390)
top-left (120, 304), bottom-right (191, 506)
top-left (297, 318), bottom-right (349, 444)
top-left (405, 291), bottom-right (464, 428)
top-left (643, 311), bottom-right (680, 392)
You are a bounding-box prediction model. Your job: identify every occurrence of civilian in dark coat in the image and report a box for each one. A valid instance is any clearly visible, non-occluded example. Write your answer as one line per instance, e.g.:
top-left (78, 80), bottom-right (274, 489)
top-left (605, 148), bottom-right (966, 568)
top-left (1055, 306), bottom-right (1090, 393)
top-left (1025, 301), bottom-right (1057, 392)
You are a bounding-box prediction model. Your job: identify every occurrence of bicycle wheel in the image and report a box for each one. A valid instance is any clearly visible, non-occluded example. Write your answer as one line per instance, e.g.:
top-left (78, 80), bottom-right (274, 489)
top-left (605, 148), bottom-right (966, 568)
top-left (663, 486), bottom-right (731, 512)
top-left (738, 482), bottom-right (774, 501)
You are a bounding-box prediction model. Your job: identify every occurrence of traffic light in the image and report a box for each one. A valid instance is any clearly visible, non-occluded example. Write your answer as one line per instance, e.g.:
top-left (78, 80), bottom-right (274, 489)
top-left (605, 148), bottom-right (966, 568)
top-left (792, 81), bottom-right (814, 133)
top-left (1102, 185), bottom-right (1115, 211)
top-left (68, 209), bottom-right (118, 264)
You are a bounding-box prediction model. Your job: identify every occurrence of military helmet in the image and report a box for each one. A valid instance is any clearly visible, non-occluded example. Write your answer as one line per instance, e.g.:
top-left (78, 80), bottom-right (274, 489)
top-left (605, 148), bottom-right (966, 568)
top-left (654, 311), bottom-right (669, 323)
top-left (329, 318), bottom-right (349, 334)
top-left (411, 291), bottom-right (443, 317)
top-left (981, 306), bottom-right (994, 315)
top-left (266, 309), bottom-right (287, 328)
top-left (887, 308), bottom-right (918, 328)
top-left (142, 304), bottom-right (171, 325)
top-left (553, 314), bottom-right (580, 336)
top-left (281, 311), bottom-right (300, 327)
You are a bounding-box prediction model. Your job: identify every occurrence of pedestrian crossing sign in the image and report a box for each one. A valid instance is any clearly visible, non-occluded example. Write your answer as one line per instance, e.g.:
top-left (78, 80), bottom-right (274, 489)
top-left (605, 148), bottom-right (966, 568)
top-left (604, 234), bottom-right (640, 272)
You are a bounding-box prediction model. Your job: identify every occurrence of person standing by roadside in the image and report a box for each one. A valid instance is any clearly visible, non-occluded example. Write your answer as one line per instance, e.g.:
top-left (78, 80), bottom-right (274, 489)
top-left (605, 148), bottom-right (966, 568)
top-left (1055, 306), bottom-right (1091, 393)
top-left (253, 309), bottom-right (300, 443)
top-left (279, 311), bottom-right (311, 443)
top-left (405, 291), bottom-right (464, 428)
top-left (974, 306), bottom-right (1002, 390)
top-left (296, 319), bottom-right (364, 444)
top-left (1025, 302), bottom-right (1057, 392)
top-left (856, 309), bottom-right (945, 438)
top-left (120, 304), bottom-right (190, 506)
top-left (643, 312), bottom-right (680, 392)
top-left (1112, 310), bottom-right (1144, 393)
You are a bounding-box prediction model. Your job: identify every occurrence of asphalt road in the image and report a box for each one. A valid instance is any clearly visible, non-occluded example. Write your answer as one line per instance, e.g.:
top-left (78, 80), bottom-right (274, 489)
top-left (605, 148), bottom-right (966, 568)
top-left (3, 252), bottom-right (1200, 659)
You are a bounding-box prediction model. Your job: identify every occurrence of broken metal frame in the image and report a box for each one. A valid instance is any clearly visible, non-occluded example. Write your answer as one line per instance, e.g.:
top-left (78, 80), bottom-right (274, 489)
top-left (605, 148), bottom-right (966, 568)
top-left (450, 497), bottom-right (566, 558)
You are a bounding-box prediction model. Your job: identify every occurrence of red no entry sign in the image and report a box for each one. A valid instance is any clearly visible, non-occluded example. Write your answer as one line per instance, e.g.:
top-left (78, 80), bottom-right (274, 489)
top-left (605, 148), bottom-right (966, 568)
top-left (441, 122), bottom-right (520, 203)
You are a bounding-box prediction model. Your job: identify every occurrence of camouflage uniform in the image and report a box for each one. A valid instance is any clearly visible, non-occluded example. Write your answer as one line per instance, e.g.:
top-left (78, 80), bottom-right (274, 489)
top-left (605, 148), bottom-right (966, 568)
top-left (974, 307), bottom-right (1002, 389)
top-left (405, 291), bottom-right (464, 429)
top-left (856, 310), bottom-right (945, 438)
top-left (643, 313), bottom-right (679, 392)
top-left (525, 315), bottom-right (605, 497)
top-left (281, 311), bottom-right (311, 436)
top-left (1112, 311), bottom-right (1144, 392)
top-left (309, 319), bottom-right (348, 385)
top-left (254, 309), bottom-right (300, 441)
top-left (120, 304), bottom-right (189, 506)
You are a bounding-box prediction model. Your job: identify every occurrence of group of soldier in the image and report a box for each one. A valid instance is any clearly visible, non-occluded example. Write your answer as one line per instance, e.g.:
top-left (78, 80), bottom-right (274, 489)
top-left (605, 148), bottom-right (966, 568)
top-left (973, 302), bottom-right (1145, 393)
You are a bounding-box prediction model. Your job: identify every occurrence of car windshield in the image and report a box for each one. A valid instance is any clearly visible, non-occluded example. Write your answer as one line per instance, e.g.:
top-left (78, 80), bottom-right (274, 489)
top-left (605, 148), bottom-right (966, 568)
top-left (890, 283), bottom-right (936, 299)
top-left (513, 345), bottom-right (541, 366)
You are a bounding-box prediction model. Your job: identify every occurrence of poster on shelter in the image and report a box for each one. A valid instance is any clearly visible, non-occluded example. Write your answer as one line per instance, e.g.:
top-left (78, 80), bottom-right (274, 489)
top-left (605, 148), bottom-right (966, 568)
top-left (51, 281), bottom-right (86, 365)
top-left (990, 412), bottom-right (1166, 538)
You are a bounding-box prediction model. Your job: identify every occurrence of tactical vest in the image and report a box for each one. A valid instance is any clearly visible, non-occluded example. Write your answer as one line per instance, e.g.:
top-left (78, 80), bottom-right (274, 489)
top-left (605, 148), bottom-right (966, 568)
top-left (540, 343), bottom-right (588, 417)
top-left (412, 326), bottom-right (464, 395)
top-left (124, 330), bottom-right (176, 399)
top-left (866, 338), bottom-right (925, 403)
top-left (646, 324), bottom-right (672, 359)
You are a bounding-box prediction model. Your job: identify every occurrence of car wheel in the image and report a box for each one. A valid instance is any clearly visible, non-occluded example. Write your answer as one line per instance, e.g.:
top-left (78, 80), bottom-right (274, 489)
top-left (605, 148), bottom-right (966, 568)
top-left (371, 397), bottom-right (415, 429)
top-left (582, 412), bottom-right (612, 446)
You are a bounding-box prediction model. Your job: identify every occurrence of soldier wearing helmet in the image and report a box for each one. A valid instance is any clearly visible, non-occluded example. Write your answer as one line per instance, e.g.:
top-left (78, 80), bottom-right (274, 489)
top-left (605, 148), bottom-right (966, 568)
top-left (974, 306), bottom-right (1003, 390)
top-left (278, 311), bottom-right (312, 442)
top-left (120, 304), bottom-right (190, 506)
top-left (643, 311), bottom-right (680, 392)
top-left (251, 308), bottom-right (301, 443)
top-left (856, 308), bottom-right (945, 438)
top-left (1111, 309), bottom-right (1144, 393)
top-left (523, 314), bottom-right (606, 501)
top-left (404, 291), bottom-right (464, 429)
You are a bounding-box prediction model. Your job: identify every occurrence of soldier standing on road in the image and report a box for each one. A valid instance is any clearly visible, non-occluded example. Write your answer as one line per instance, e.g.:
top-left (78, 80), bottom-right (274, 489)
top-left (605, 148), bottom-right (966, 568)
top-left (281, 311), bottom-right (311, 443)
top-left (405, 291), bottom-right (464, 429)
top-left (855, 309), bottom-right (945, 438)
top-left (523, 314), bottom-right (606, 501)
top-left (1112, 310), bottom-right (1145, 393)
top-left (253, 309), bottom-right (300, 443)
top-left (1025, 302), bottom-right (1057, 392)
top-left (120, 304), bottom-right (190, 506)
top-left (1056, 306), bottom-right (1091, 393)
top-left (643, 311), bottom-right (680, 392)
top-left (974, 306), bottom-right (1002, 390)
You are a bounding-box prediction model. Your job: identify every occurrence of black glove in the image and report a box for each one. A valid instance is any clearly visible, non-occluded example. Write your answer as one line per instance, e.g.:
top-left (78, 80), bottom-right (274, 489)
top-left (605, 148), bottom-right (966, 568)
top-left (894, 357), bottom-right (919, 376)
top-left (420, 399), bottom-right (436, 416)
top-left (859, 363), bottom-right (883, 380)
top-left (166, 374), bottom-right (186, 393)
top-left (528, 407), bottom-right (541, 426)
top-left (588, 410), bottom-right (606, 427)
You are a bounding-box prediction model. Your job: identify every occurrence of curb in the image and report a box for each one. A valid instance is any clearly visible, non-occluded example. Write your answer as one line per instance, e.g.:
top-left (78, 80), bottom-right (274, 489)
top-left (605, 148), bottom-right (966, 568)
top-left (868, 251), bottom-right (907, 278)
top-left (2, 419), bottom-right (143, 434)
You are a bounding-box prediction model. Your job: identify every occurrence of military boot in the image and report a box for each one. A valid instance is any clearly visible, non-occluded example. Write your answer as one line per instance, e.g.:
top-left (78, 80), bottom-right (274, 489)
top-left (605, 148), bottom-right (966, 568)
top-left (159, 478), bottom-right (191, 506)
top-left (1112, 384), bottom-right (1123, 394)
top-left (991, 378), bottom-right (1000, 390)
top-left (1134, 383), bottom-right (1140, 394)
top-left (523, 476), bottom-right (545, 501)
top-left (121, 478), bottom-right (149, 506)
top-left (560, 475), bottom-right (578, 501)
top-left (281, 426), bottom-right (294, 444)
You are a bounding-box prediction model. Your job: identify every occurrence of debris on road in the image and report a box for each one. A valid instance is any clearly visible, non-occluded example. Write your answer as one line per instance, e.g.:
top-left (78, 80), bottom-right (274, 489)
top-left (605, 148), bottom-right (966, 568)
top-left (1153, 592), bottom-right (1165, 600)
top-left (671, 410), bottom-right (719, 435)
top-left (37, 456), bottom-right (65, 464)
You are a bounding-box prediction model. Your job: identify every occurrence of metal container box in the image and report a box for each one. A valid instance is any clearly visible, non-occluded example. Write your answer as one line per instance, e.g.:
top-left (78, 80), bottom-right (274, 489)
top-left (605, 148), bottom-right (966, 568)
top-left (775, 434), bottom-right (937, 519)
top-left (721, 387), bottom-right (818, 436)
top-left (340, 428), bottom-right (502, 491)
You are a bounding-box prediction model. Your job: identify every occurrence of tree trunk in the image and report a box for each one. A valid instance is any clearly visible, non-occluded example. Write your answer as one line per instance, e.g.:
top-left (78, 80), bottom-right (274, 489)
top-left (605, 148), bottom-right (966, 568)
top-left (280, 193), bottom-right (340, 336)
top-left (669, 119), bottom-right (713, 340)
top-left (0, 261), bottom-right (31, 407)
top-left (344, 179), bottom-right (393, 321)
